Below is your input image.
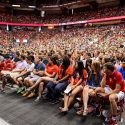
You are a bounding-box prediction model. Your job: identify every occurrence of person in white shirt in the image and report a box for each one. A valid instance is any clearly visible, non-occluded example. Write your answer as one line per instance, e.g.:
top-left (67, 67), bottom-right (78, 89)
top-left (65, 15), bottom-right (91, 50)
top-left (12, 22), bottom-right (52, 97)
top-left (16, 56), bottom-right (35, 93)
top-left (0, 55), bottom-right (28, 92)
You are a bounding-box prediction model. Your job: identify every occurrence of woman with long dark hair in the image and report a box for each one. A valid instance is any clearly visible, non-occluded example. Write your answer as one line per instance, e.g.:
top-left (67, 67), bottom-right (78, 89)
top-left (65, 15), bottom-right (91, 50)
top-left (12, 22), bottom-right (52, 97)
top-left (59, 61), bottom-right (88, 112)
top-left (47, 56), bottom-right (74, 104)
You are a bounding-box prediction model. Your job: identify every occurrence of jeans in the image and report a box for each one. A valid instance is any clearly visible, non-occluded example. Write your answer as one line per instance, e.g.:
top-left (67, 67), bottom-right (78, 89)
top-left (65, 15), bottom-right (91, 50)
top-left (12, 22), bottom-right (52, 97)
top-left (47, 80), bottom-right (68, 100)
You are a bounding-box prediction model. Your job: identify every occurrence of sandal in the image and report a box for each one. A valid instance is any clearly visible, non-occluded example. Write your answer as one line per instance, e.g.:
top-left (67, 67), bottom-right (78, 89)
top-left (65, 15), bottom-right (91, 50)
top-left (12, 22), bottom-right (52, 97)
top-left (83, 109), bottom-right (88, 116)
top-left (22, 91), bottom-right (30, 97)
top-left (27, 92), bottom-right (36, 98)
top-left (61, 108), bottom-right (68, 113)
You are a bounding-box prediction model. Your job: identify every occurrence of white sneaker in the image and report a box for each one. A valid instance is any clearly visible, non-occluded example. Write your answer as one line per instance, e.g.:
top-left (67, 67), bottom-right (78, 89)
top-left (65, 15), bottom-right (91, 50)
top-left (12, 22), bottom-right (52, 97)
top-left (34, 96), bottom-right (41, 102)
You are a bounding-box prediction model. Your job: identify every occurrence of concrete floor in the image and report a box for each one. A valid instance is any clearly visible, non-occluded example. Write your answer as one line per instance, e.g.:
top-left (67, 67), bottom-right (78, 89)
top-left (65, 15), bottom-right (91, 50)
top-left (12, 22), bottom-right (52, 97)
top-left (0, 88), bottom-right (124, 125)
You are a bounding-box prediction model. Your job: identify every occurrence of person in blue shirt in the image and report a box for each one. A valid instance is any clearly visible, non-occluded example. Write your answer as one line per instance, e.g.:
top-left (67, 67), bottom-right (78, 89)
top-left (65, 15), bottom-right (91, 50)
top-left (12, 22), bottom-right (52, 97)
top-left (117, 62), bottom-right (125, 80)
top-left (77, 61), bottom-right (102, 116)
top-left (22, 56), bottom-right (46, 94)
top-left (87, 61), bottom-right (102, 87)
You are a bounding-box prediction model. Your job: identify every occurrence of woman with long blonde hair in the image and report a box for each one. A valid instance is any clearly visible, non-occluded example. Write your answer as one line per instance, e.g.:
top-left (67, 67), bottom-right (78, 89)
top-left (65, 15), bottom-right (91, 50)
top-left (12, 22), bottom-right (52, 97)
top-left (77, 61), bottom-right (102, 116)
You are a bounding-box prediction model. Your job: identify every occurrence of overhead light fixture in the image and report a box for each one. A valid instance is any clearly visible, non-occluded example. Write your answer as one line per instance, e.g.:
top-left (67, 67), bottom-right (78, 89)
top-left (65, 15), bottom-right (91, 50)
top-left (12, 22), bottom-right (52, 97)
top-left (28, 6), bottom-right (36, 8)
top-left (43, 5), bottom-right (59, 8)
top-left (12, 5), bottom-right (20, 7)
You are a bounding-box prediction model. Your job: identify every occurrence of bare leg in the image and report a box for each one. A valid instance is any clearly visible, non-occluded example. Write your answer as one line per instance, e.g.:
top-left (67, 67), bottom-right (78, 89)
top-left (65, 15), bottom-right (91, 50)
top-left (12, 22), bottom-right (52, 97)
top-left (30, 77), bottom-right (54, 91)
top-left (61, 94), bottom-right (69, 111)
top-left (66, 86), bottom-right (83, 110)
top-left (28, 79), bottom-right (34, 87)
top-left (83, 86), bottom-right (89, 112)
top-left (38, 82), bottom-right (44, 97)
top-left (24, 78), bottom-right (29, 87)
top-left (109, 94), bottom-right (117, 116)
top-left (17, 77), bottom-right (23, 86)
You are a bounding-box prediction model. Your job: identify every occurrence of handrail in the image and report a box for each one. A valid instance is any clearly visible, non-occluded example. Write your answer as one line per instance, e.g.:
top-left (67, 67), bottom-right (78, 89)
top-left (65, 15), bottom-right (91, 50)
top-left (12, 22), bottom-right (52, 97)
top-left (0, 16), bottom-right (125, 27)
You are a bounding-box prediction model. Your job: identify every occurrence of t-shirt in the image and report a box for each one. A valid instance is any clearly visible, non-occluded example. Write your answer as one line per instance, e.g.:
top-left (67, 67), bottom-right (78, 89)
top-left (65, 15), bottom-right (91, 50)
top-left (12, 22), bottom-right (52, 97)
top-left (46, 64), bottom-right (59, 75)
top-left (87, 71), bottom-right (102, 87)
top-left (26, 63), bottom-right (35, 72)
top-left (58, 65), bottom-right (74, 79)
top-left (35, 62), bottom-right (46, 71)
top-left (15, 60), bottom-right (28, 70)
top-left (105, 71), bottom-right (125, 92)
top-left (117, 67), bottom-right (125, 80)
top-left (73, 69), bottom-right (88, 85)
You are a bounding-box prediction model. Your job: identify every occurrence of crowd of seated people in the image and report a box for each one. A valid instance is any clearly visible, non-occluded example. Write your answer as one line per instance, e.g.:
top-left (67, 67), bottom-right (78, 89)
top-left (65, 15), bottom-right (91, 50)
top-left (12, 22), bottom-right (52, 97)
top-left (0, 29), bottom-right (36, 47)
top-left (12, 30), bottom-right (35, 40)
top-left (1, 24), bottom-right (125, 55)
top-left (0, 4), bottom-right (125, 125)
top-left (0, 30), bottom-right (13, 47)
top-left (31, 24), bottom-right (125, 55)
top-left (0, 24), bottom-right (125, 125)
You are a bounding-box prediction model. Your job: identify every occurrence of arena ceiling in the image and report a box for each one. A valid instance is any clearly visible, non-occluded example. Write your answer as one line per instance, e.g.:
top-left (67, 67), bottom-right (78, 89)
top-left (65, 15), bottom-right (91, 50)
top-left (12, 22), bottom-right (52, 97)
top-left (0, 0), bottom-right (123, 6)
top-left (0, 0), bottom-right (124, 14)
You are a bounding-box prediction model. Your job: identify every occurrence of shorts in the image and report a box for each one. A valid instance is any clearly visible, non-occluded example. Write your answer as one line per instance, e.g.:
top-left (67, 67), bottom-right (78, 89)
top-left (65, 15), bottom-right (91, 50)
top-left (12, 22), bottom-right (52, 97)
top-left (1, 71), bottom-right (20, 78)
top-left (10, 72), bottom-right (20, 78)
top-left (25, 75), bottom-right (41, 83)
top-left (17, 74), bottom-right (29, 80)
top-left (104, 86), bottom-right (124, 102)
top-left (116, 91), bottom-right (125, 102)
top-left (104, 86), bottom-right (113, 94)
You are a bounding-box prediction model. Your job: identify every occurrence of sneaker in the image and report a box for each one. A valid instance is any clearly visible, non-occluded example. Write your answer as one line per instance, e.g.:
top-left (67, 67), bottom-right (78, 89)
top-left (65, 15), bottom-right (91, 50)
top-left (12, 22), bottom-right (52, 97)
top-left (17, 87), bottom-right (25, 94)
top-left (103, 117), bottom-right (111, 125)
top-left (0, 89), bottom-right (5, 93)
top-left (26, 88), bottom-right (31, 92)
top-left (42, 95), bottom-right (49, 100)
top-left (50, 99), bottom-right (60, 104)
top-left (102, 110), bottom-right (111, 118)
top-left (13, 84), bottom-right (19, 89)
top-left (34, 96), bottom-right (42, 102)
top-left (74, 102), bottom-right (80, 108)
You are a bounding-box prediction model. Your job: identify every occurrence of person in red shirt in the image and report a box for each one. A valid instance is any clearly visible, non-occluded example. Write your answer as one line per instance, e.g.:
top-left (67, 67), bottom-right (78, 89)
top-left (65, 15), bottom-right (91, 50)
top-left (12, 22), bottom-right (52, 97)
top-left (59, 61), bottom-right (88, 112)
top-left (47, 56), bottom-right (74, 104)
top-left (96, 62), bottom-right (125, 124)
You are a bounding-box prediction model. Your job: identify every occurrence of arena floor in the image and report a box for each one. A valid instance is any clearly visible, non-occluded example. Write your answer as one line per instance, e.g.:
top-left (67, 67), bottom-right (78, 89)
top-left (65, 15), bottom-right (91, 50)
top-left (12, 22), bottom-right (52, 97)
top-left (0, 88), bottom-right (124, 125)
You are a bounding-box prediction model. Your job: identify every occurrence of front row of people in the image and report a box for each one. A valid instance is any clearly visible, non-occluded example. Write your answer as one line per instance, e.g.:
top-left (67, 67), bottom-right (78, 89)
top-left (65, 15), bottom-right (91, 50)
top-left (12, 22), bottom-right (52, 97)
top-left (0, 55), bottom-right (125, 125)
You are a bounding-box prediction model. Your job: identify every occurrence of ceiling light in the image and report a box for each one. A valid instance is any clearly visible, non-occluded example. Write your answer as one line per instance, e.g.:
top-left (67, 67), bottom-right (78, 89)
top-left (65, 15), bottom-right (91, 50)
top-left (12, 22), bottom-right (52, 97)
top-left (12, 5), bottom-right (20, 7)
top-left (28, 6), bottom-right (36, 8)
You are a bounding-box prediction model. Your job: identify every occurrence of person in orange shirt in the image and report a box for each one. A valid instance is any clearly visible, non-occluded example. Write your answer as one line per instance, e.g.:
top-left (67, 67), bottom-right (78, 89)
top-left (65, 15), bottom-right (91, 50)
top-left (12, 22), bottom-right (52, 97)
top-left (59, 61), bottom-right (88, 112)
top-left (47, 56), bottom-right (74, 104)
